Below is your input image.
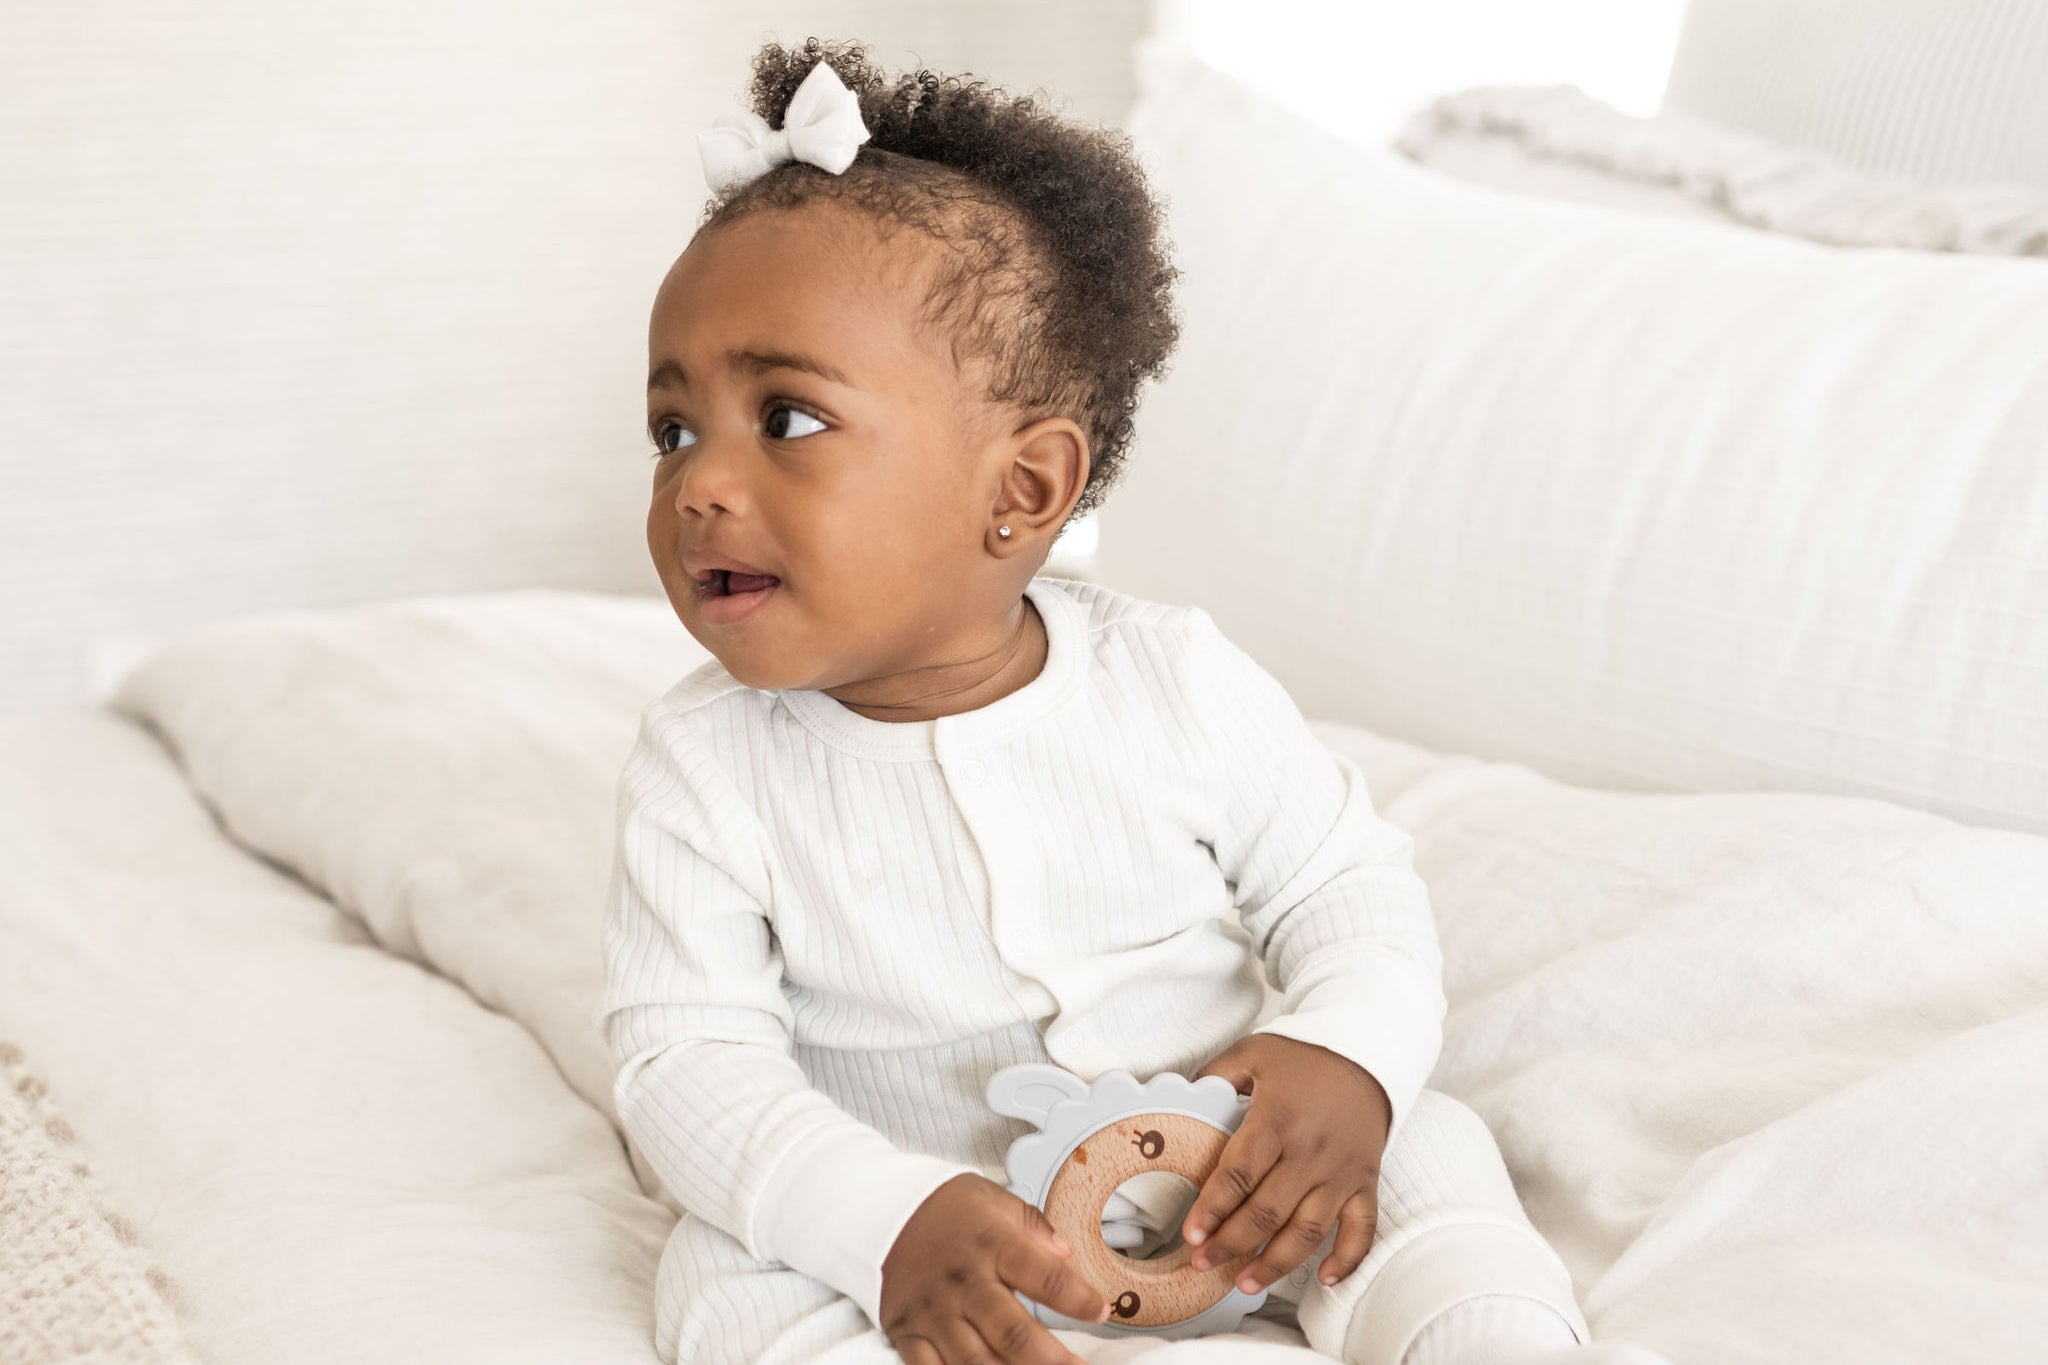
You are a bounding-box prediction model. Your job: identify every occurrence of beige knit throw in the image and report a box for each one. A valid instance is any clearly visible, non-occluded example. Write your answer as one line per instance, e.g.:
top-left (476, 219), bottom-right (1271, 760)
top-left (0, 1039), bottom-right (197, 1365)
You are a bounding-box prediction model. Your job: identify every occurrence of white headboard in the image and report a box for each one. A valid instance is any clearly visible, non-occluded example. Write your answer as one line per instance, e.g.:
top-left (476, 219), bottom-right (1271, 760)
top-left (0, 0), bottom-right (1145, 716)
top-left (1661, 0), bottom-right (2048, 189)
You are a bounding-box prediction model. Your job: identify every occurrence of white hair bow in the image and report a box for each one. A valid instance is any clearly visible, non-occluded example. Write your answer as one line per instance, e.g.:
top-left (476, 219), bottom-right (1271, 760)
top-left (697, 61), bottom-right (872, 194)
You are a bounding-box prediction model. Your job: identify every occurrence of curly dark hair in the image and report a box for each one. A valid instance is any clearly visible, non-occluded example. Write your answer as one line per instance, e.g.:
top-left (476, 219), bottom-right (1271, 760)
top-left (698, 38), bottom-right (1180, 524)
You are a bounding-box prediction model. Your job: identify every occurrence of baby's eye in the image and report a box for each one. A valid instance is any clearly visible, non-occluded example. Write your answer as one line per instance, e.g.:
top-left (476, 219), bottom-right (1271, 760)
top-left (764, 406), bottom-right (827, 440)
top-left (650, 421), bottom-right (697, 456)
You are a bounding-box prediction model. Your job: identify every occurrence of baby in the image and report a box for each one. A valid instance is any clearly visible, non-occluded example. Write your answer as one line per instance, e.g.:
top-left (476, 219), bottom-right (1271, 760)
top-left (602, 38), bottom-right (1669, 1365)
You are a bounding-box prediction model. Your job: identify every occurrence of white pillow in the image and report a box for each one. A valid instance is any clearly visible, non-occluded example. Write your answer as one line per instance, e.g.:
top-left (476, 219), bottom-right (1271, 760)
top-left (1393, 83), bottom-right (2048, 255)
top-left (1105, 40), bottom-right (2048, 838)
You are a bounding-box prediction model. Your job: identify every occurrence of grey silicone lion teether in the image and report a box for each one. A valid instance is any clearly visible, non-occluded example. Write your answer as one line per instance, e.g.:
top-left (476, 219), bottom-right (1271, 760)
top-left (986, 1062), bottom-right (1269, 1339)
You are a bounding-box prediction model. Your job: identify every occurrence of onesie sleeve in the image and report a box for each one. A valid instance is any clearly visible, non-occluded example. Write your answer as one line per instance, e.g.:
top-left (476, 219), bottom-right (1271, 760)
top-left (1180, 607), bottom-right (1448, 1145)
top-left (601, 699), bottom-right (982, 1331)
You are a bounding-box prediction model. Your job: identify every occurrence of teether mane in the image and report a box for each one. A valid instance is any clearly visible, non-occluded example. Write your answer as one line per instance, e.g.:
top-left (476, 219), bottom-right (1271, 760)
top-left (986, 1063), bottom-right (1269, 1338)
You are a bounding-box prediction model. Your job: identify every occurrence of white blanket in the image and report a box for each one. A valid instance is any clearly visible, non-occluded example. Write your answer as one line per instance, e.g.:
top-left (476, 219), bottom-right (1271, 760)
top-left (1, 587), bottom-right (2041, 1363)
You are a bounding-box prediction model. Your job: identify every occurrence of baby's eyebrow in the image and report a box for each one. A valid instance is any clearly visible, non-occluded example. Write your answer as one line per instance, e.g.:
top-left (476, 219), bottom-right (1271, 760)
top-left (727, 348), bottom-right (853, 387)
top-left (645, 349), bottom-right (854, 392)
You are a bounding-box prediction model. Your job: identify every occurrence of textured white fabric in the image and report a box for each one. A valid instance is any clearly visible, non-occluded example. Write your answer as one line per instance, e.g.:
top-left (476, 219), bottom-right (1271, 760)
top-left (600, 574), bottom-right (1448, 1330)
top-left (0, 1038), bottom-right (199, 1365)
top-left (1401, 1295), bottom-right (1580, 1365)
top-left (1393, 83), bottom-right (2048, 254)
top-left (2, 586), bottom-right (2037, 1360)
top-left (1111, 40), bottom-right (2048, 838)
top-left (1661, 0), bottom-right (2048, 191)
top-left (1402, 1298), bottom-right (1672, 1365)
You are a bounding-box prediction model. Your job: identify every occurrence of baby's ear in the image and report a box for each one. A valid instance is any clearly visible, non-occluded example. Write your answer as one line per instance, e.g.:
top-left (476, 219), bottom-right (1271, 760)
top-left (998, 415), bottom-right (1091, 536)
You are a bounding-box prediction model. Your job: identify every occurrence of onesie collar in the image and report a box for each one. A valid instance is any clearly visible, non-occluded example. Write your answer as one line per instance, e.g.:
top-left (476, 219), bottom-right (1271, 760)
top-left (777, 576), bottom-right (1084, 760)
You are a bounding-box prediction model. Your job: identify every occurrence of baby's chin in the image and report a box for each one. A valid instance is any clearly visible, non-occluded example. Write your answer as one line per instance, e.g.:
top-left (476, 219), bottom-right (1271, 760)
top-left (721, 655), bottom-right (804, 691)
top-left (682, 625), bottom-right (820, 693)
top-left (682, 631), bottom-right (784, 689)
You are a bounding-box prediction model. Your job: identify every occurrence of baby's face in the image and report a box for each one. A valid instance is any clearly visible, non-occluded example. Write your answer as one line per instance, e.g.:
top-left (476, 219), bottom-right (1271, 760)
top-left (645, 202), bottom-right (1016, 693)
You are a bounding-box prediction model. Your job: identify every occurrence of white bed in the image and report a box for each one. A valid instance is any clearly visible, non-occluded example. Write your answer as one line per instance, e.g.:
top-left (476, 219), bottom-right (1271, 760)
top-left (4, 37), bottom-right (2047, 1365)
top-left (4, 586), bottom-right (2045, 1364)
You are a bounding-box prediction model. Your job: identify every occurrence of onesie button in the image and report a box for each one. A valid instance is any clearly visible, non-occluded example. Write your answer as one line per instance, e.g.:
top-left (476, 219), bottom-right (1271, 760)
top-left (959, 757), bottom-right (988, 786)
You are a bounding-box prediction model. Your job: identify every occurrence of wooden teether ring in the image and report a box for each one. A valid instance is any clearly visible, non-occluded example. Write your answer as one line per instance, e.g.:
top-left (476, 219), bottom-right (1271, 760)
top-left (1042, 1110), bottom-right (1245, 1327)
top-left (986, 1062), bottom-right (1267, 1339)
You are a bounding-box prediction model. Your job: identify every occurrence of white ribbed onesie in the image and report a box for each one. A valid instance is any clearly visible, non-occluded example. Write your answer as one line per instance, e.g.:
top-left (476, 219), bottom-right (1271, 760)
top-left (601, 574), bottom-right (1590, 1365)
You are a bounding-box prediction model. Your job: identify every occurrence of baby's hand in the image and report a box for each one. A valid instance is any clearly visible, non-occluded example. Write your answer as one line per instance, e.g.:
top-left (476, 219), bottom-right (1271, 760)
top-left (879, 1172), bottom-right (1113, 1365)
top-left (1181, 1034), bottom-right (1392, 1296)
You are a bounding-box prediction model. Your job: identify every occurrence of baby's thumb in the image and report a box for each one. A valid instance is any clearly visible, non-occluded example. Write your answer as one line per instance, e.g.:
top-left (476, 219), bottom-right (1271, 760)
top-left (1017, 1197), bottom-right (1073, 1257)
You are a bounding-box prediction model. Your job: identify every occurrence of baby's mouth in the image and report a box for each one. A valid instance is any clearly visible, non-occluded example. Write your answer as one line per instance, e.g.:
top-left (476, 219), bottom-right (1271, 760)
top-left (698, 569), bottom-right (782, 598)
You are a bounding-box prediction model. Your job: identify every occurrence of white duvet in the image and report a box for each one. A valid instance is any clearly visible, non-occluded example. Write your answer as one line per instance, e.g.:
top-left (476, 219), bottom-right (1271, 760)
top-left (1, 587), bottom-right (2043, 1364)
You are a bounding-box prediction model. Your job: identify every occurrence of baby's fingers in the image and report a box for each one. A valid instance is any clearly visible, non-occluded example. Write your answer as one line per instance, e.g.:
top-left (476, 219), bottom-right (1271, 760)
top-left (971, 1285), bottom-right (1092, 1365)
top-left (1182, 1120), bottom-right (1281, 1251)
top-left (933, 1316), bottom-right (1004, 1365)
top-left (1317, 1189), bottom-right (1380, 1287)
top-left (1190, 1158), bottom-right (1314, 1276)
top-left (1234, 1182), bottom-right (1341, 1294)
top-left (997, 1234), bottom-right (1113, 1328)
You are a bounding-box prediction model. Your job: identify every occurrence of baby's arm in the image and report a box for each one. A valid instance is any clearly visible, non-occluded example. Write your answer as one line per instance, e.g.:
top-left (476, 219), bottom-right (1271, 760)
top-left (600, 701), bottom-right (981, 1332)
top-left (1181, 607), bottom-right (1449, 1146)
top-left (1164, 609), bottom-right (1451, 1289)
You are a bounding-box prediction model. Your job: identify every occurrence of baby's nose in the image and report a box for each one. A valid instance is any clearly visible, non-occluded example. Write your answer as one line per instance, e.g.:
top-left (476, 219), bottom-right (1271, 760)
top-left (672, 436), bottom-right (749, 517)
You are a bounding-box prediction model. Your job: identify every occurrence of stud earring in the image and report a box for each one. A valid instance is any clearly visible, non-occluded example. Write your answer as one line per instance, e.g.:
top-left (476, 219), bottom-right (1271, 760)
top-left (997, 525), bottom-right (1012, 538)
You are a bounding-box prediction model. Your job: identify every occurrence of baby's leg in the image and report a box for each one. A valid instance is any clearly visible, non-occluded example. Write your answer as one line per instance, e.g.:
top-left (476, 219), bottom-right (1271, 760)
top-left (652, 1210), bottom-right (903, 1365)
top-left (1265, 1088), bottom-right (1659, 1365)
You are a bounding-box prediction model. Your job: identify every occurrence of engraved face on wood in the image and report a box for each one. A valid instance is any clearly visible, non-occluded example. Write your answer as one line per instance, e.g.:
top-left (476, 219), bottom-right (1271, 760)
top-left (1041, 1110), bottom-right (1250, 1328)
